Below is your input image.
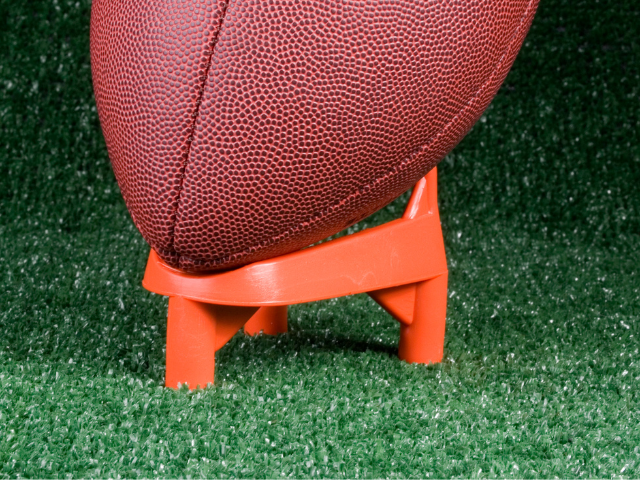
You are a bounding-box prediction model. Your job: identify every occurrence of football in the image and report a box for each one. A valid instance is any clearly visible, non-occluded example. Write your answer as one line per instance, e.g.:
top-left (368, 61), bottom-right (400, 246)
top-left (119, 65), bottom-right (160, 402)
top-left (91, 0), bottom-right (538, 272)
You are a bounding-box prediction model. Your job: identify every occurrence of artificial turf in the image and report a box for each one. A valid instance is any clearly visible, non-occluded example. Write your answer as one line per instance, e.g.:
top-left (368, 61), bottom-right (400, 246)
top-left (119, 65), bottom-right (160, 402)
top-left (0, 0), bottom-right (639, 477)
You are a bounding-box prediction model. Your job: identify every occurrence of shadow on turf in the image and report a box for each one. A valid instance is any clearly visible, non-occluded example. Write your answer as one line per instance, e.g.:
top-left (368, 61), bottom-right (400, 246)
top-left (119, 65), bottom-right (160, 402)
top-left (284, 329), bottom-right (398, 358)
top-left (217, 326), bottom-right (401, 372)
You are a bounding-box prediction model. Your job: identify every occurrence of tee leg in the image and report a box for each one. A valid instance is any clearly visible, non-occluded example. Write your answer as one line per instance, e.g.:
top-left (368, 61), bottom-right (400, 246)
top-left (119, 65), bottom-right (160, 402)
top-left (244, 306), bottom-right (288, 336)
top-left (398, 273), bottom-right (448, 364)
top-left (165, 296), bottom-right (217, 389)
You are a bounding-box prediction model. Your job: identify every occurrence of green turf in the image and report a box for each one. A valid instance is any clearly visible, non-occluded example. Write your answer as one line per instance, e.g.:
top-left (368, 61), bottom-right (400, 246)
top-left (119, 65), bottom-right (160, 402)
top-left (1, 0), bottom-right (639, 477)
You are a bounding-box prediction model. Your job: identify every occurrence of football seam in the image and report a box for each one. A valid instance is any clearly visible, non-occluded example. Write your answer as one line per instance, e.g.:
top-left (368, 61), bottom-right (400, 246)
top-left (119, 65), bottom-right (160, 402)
top-left (174, 0), bottom-right (537, 269)
top-left (167, 0), bottom-right (231, 256)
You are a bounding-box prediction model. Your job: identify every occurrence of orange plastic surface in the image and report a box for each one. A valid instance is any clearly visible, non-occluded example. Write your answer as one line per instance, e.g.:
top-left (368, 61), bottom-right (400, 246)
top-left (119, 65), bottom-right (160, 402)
top-left (165, 297), bottom-right (258, 389)
top-left (244, 306), bottom-right (288, 336)
top-left (143, 168), bottom-right (448, 389)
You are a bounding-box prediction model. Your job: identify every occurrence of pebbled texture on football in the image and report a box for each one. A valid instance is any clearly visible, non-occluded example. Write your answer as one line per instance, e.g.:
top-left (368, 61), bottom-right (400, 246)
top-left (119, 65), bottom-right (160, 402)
top-left (91, 0), bottom-right (538, 272)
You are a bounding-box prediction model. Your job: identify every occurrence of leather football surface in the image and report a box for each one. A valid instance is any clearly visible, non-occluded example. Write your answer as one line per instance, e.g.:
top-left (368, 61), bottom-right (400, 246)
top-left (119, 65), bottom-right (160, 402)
top-left (91, 0), bottom-right (539, 271)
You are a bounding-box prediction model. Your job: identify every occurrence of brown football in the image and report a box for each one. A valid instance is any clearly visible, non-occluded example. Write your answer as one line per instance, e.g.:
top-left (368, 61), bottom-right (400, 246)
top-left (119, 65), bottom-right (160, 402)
top-left (90, 0), bottom-right (538, 271)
